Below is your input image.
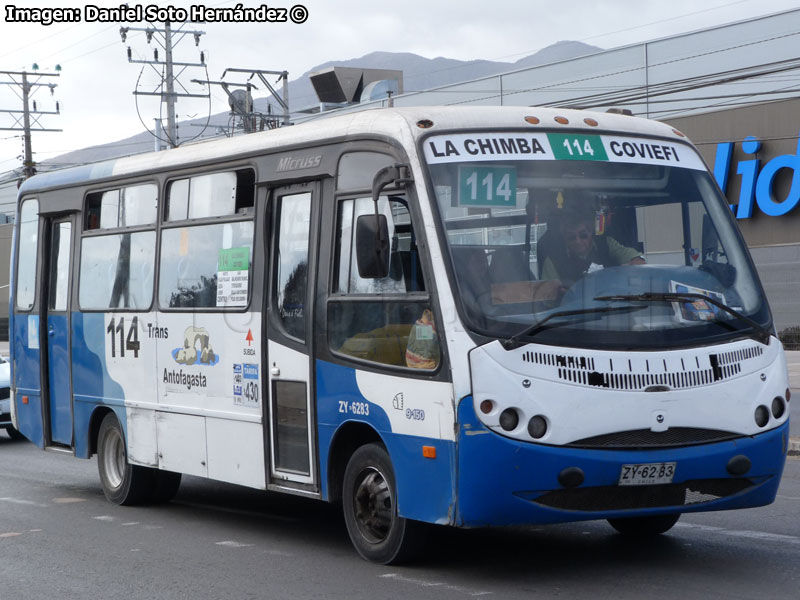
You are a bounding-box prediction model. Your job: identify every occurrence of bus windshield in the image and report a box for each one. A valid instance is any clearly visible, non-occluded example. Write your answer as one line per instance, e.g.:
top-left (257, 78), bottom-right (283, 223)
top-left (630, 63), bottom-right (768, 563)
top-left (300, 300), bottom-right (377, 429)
top-left (424, 131), bottom-right (770, 349)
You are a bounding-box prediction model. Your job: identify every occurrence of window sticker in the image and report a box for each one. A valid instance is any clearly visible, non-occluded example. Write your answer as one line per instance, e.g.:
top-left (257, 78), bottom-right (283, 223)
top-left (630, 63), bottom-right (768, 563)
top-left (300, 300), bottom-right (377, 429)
top-left (457, 166), bottom-right (518, 208)
top-left (216, 247), bottom-right (250, 307)
top-left (669, 281), bottom-right (726, 323)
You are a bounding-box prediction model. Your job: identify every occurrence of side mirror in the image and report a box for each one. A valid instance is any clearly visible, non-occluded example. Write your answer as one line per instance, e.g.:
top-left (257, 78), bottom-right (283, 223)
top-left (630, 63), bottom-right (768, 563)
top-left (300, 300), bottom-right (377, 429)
top-left (356, 214), bottom-right (390, 278)
top-left (354, 163), bottom-right (412, 279)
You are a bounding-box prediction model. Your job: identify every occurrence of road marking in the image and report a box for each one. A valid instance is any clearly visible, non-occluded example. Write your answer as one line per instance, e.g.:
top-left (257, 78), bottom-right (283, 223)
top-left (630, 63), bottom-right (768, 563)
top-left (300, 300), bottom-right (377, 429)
top-left (777, 494), bottom-right (800, 500)
top-left (53, 497), bottom-right (85, 504)
top-left (0, 497), bottom-right (49, 508)
top-left (93, 516), bottom-right (115, 522)
top-left (380, 573), bottom-right (492, 596)
top-left (0, 532), bottom-right (22, 538)
top-left (677, 522), bottom-right (800, 545)
top-left (121, 522), bottom-right (140, 526)
top-left (216, 540), bottom-right (255, 548)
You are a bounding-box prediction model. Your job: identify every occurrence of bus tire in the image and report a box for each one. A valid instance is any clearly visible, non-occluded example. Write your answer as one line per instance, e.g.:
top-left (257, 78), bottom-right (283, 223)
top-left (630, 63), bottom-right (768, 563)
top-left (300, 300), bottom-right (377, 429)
top-left (97, 412), bottom-right (152, 506)
top-left (607, 513), bottom-right (680, 536)
top-left (5, 426), bottom-right (24, 441)
top-left (342, 443), bottom-right (425, 564)
top-left (149, 470), bottom-right (182, 504)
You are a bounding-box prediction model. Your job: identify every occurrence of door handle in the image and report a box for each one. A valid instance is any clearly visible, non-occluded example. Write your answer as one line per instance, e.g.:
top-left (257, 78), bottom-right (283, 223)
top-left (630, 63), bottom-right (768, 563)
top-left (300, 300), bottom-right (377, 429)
top-left (271, 366), bottom-right (280, 376)
top-left (48, 327), bottom-right (56, 337)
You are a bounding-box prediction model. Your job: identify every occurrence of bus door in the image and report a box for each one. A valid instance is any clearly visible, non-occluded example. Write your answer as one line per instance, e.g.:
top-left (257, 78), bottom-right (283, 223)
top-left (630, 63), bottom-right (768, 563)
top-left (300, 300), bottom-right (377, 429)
top-left (42, 216), bottom-right (75, 447)
top-left (265, 183), bottom-right (319, 489)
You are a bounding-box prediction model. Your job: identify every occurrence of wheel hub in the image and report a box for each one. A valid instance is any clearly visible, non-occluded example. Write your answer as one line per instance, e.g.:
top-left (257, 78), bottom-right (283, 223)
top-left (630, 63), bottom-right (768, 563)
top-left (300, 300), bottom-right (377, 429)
top-left (353, 467), bottom-right (393, 544)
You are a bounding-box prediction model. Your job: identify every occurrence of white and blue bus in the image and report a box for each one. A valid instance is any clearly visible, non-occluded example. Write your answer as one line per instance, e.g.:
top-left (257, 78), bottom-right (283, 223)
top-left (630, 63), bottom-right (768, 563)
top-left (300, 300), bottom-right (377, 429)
top-left (9, 107), bottom-right (790, 563)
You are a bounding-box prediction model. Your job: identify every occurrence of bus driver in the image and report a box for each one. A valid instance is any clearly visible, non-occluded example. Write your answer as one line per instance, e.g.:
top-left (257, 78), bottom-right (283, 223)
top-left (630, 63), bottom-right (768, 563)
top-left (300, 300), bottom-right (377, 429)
top-left (539, 209), bottom-right (645, 286)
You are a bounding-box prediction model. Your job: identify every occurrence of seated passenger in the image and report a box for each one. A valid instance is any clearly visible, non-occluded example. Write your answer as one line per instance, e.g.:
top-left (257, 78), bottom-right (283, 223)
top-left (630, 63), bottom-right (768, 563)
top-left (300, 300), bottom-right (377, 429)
top-left (539, 210), bottom-right (645, 285)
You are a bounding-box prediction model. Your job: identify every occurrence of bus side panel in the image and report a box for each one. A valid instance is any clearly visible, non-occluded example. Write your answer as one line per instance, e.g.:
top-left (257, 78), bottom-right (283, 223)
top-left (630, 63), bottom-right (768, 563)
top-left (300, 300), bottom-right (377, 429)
top-left (316, 359), bottom-right (457, 525)
top-left (71, 312), bottom-right (127, 458)
top-left (46, 313), bottom-right (72, 445)
top-left (12, 314), bottom-right (44, 447)
top-left (455, 397), bottom-right (787, 526)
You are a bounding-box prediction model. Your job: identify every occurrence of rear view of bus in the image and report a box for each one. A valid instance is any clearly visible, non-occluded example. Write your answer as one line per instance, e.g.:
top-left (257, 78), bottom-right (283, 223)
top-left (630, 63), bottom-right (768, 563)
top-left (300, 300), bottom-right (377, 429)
top-left (424, 112), bottom-right (789, 537)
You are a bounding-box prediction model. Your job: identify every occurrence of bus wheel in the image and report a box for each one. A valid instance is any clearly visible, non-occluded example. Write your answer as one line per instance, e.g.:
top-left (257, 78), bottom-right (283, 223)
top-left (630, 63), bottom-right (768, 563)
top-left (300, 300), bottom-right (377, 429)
top-left (5, 426), bottom-right (24, 441)
top-left (149, 470), bottom-right (182, 504)
top-left (342, 443), bottom-right (425, 564)
top-left (607, 514), bottom-right (680, 536)
top-left (97, 413), bottom-right (151, 506)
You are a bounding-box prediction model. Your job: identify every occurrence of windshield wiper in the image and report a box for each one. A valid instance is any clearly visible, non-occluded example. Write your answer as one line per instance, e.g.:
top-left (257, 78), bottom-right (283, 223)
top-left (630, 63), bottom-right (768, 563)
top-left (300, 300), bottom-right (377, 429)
top-left (501, 305), bottom-right (647, 350)
top-left (594, 292), bottom-right (771, 345)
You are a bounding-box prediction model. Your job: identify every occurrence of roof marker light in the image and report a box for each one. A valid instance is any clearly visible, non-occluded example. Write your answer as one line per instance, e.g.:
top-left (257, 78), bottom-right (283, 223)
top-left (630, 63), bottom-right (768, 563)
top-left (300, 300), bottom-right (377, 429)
top-left (416, 119), bottom-right (434, 129)
top-left (524, 116), bottom-right (540, 125)
top-left (672, 129), bottom-right (686, 138)
top-left (584, 118), bottom-right (598, 127)
top-left (554, 116), bottom-right (569, 125)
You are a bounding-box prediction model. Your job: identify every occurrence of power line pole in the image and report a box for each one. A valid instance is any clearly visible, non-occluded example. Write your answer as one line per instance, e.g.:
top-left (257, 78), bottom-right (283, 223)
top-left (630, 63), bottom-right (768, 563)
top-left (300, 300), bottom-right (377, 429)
top-left (163, 22), bottom-right (178, 144)
top-left (0, 68), bottom-right (61, 178)
top-left (120, 22), bottom-right (208, 148)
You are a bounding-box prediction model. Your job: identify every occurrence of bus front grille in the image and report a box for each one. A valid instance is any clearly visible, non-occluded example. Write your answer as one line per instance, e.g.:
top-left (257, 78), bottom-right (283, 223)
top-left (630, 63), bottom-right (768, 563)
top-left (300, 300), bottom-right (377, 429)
top-left (529, 478), bottom-right (754, 512)
top-left (567, 427), bottom-right (742, 449)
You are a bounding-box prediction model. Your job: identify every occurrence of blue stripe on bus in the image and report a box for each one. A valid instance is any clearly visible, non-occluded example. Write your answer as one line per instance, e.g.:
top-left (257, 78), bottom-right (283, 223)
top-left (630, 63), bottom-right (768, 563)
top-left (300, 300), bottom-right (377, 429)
top-left (316, 358), bottom-right (456, 524)
top-left (12, 314), bottom-right (44, 447)
top-left (455, 397), bottom-right (787, 526)
top-left (71, 313), bottom-right (126, 458)
top-left (47, 314), bottom-right (72, 445)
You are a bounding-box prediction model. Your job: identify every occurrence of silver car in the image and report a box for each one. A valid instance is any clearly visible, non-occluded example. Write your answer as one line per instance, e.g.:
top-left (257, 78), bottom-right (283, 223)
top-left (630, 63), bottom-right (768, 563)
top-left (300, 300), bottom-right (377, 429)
top-left (0, 355), bottom-right (22, 440)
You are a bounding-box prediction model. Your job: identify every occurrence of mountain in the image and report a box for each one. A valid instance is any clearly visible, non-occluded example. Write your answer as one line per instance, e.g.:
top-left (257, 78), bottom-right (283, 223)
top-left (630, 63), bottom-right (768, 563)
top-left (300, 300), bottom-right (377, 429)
top-left (44, 41), bottom-right (602, 168)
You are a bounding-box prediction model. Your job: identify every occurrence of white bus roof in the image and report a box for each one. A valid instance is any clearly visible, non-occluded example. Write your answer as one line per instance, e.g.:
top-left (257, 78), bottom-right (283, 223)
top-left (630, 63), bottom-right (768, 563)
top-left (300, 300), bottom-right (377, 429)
top-left (19, 106), bottom-right (686, 196)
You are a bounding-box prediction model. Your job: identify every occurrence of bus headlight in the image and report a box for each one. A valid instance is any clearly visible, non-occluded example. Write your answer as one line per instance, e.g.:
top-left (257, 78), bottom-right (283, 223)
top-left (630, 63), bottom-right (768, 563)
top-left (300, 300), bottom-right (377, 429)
top-left (771, 397), bottom-right (786, 419)
top-left (754, 405), bottom-right (770, 427)
top-left (527, 415), bottom-right (548, 439)
top-left (499, 408), bottom-right (519, 431)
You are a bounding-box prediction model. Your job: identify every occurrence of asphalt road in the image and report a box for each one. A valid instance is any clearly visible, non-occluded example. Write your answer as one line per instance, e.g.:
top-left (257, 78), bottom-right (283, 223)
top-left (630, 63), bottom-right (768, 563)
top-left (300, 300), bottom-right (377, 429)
top-left (1, 430), bottom-right (799, 600)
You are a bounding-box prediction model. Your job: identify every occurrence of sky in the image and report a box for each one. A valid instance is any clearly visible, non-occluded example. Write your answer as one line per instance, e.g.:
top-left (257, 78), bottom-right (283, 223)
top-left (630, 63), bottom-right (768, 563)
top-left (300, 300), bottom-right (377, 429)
top-left (1, 0), bottom-right (799, 175)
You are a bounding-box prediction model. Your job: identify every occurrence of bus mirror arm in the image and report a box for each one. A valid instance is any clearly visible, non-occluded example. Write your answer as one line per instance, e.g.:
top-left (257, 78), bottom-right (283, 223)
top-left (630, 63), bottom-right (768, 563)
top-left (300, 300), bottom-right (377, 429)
top-left (355, 164), bottom-right (414, 279)
top-left (371, 163), bottom-right (413, 205)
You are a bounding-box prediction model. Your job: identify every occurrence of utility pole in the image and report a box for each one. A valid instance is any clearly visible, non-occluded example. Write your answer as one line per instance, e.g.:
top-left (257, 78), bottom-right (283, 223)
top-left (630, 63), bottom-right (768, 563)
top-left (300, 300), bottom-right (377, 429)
top-left (120, 22), bottom-right (208, 148)
top-left (0, 68), bottom-right (61, 178)
top-left (163, 22), bottom-right (178, 144)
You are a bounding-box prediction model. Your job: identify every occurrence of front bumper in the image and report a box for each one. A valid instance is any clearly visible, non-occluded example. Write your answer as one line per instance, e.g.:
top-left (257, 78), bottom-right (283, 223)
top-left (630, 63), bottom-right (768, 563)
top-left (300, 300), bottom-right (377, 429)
top-left (455, 397), bottom-right (789, 526)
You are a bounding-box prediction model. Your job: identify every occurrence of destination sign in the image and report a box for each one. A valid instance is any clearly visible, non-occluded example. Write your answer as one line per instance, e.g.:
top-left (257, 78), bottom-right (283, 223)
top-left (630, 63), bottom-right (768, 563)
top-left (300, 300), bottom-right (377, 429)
top-left (423, 132), bottom-right (705, 171)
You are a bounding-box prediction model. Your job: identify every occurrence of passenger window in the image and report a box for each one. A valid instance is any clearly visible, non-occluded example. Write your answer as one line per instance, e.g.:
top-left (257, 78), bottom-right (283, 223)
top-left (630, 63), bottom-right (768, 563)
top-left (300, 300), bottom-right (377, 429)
top-left (329, 196), bottom-right (438, 370)
top-left (16, 199), bottom-right (39, 311)
top-left (159, 221), bottom-right (254, 308)
top-left (274, 191), bottom-right (311, 341)
top-left (337, 152), bottom-right (394, 191)
top-left (48, 222), bottom-right (71, 312)
top-left (121, 184), bottom-right (158, 226)
top-left (166, 169), bottom-right (255, 221)
top-left (79, 232), bottom-right (156, 310)
top-left (85, 184), bottom-right (157, 230)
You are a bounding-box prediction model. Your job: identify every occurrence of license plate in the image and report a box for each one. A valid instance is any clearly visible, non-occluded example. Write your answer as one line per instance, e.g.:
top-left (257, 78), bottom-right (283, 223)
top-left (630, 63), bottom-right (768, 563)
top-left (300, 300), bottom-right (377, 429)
top-left (618, 462), bottom-right (676, 486)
